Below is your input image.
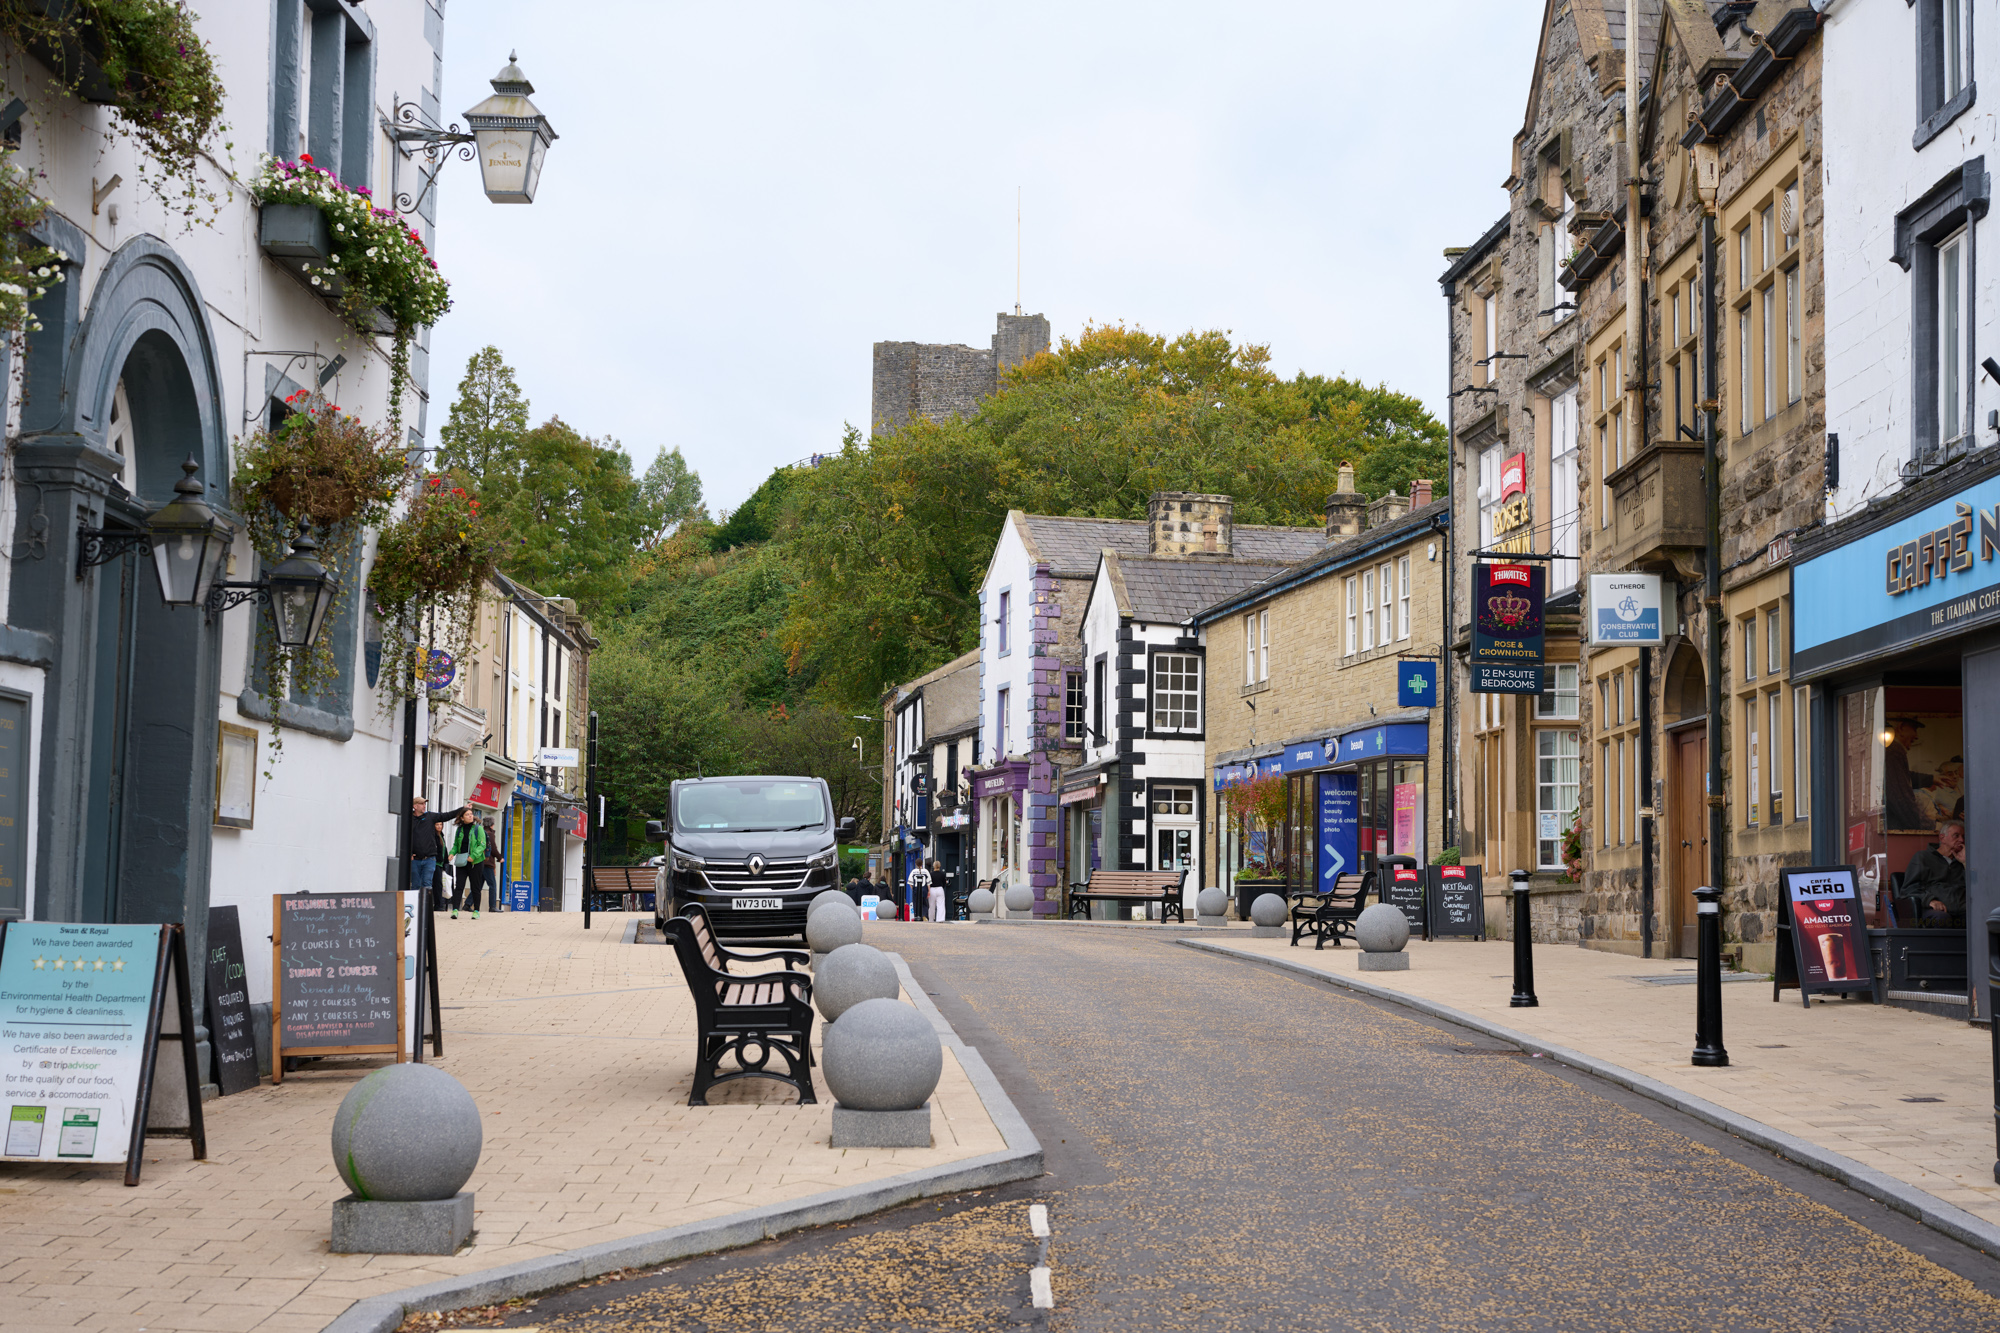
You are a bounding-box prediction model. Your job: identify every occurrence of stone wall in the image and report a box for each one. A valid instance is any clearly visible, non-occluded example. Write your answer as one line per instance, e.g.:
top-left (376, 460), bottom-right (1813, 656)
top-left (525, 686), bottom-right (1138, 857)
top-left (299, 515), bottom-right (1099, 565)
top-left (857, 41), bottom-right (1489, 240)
top-left (871, 312), bottom-right (1051, 434)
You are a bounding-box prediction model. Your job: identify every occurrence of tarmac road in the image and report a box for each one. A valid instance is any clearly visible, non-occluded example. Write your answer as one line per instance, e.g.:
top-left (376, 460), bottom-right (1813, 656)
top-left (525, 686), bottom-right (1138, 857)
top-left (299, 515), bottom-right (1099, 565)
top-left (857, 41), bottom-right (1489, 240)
top-left (472, 924), bottom-right (2000, 1332)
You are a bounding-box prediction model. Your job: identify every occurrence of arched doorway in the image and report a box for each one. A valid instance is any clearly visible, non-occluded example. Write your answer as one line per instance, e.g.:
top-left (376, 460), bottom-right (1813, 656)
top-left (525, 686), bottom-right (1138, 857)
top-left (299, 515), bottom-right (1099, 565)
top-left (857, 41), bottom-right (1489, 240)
top-left (12, 236), bottom-right (227, 935)
top-left (1662, 641), bottom-right (1708, 956)
top-left (78, 330), bottom-right (218, 924)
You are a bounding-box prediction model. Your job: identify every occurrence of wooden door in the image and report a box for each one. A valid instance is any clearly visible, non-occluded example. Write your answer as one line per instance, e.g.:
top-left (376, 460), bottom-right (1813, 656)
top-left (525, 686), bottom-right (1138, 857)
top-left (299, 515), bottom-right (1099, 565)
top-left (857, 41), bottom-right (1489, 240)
top-left (1671, 728), bottom-right (1707, 957)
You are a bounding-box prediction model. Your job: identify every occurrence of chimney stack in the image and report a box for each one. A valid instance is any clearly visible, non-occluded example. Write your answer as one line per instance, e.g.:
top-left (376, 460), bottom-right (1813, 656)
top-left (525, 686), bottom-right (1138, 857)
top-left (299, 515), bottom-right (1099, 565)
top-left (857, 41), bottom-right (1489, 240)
top-left (1367, 490), bottom-right (1411, 530)
top-left (1148, 492), bottom-right (1234, 558)
top-left (1324, 462), bottom-right (1367, 538)
top-left (1410, 478), bottom-right (1434, 508)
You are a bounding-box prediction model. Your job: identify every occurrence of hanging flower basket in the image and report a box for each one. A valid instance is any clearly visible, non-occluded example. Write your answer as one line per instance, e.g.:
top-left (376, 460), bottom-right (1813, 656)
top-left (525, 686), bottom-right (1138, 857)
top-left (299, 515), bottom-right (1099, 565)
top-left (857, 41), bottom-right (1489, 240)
top-left (0, 148), bottom-right (64, 335)
top-left (1, 0), bottom-right (227, 217)
top-left (233, 391), bottom-right (407, 534)
top-left (369, 474), bottom-right (497, 610)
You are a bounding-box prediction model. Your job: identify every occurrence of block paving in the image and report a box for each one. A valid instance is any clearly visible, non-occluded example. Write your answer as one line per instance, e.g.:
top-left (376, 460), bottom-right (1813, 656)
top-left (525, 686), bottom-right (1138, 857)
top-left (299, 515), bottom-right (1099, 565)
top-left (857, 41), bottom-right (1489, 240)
top-left (0, 913), bottom-right (1004, 1332)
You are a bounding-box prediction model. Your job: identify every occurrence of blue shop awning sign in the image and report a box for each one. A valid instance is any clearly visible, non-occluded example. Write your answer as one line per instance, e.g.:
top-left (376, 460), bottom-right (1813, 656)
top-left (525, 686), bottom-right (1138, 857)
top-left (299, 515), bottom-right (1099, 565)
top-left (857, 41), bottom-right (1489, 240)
top-left (1794, 473), bottom-right (2000, 678)
top-left (1338, 722), bottom-right (1428, 762)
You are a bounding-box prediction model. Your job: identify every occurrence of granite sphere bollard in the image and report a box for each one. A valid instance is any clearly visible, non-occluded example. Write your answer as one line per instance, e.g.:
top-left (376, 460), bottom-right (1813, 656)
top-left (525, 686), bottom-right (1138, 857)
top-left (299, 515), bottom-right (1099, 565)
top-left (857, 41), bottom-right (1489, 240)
top-left (1355, 902), bottom-right (1412, 971)
top-left (1250, 892), bottom-right (1288, 937)
top-left (807, 901), bottom-right (864, 963)
top-left (815, 942), bottom-right (901, 1021)
top-left (1195, 885), bottom-right (1229, 924)
top-left (810, 888), bottom-right (852, 914)
top-left (1003, 883), bottom-right (1035, 915)
top-left (967, 886), bottom-right (995, 919)
top-left (329, 1063), bottom-right (481, 1254)
top-left (824, 997), bottom-right (944, 1148)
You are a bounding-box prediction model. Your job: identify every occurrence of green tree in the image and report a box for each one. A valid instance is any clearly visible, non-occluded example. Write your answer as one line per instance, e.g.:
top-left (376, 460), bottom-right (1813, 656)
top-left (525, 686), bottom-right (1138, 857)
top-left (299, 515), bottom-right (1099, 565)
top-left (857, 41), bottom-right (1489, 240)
top-left (708, 465), bottom-right (798, 550)
top-left (437, 346), bottom-right (530, 486)
top-left (638, 446), bottom-right (706, 548)
top-left (589, 631), bottom-right (739, 819)
top-left (781, 422), bottom-right (1009, 707)
top-left (486, 417), bottom-right (646, 605)
top-left (732, 702), bottom-right (879, 840)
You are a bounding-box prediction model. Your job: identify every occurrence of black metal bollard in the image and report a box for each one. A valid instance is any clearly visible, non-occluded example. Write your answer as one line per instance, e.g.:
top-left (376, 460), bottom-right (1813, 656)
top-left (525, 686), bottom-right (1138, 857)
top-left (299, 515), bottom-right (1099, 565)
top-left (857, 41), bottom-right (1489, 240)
top-left (1510, 869), bottom-right (1538, 1008)
top-left (1692, 885), bottom-right (1729, 1067)
top-left (1989, 909), bottom-right (2000, 1183)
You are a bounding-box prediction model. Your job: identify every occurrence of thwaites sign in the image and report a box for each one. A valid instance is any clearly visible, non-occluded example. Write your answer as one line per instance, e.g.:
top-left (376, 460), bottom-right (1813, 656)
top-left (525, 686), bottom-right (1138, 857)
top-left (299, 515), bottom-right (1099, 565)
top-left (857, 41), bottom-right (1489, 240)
top-left (1471, 563), bottom-right (1545, 694)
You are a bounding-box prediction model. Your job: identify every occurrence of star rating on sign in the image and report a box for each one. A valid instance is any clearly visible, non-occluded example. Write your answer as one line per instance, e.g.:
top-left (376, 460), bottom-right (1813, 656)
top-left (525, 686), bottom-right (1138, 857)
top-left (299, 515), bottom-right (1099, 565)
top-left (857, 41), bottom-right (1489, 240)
top-left (92, 958), bottom-right (105, 972)
top-left (51, 956), bottom-right (64, 970)
top-left (111, 958), bottom-right (124, 972)
top-left (31, 955), bottom-right (44, 969)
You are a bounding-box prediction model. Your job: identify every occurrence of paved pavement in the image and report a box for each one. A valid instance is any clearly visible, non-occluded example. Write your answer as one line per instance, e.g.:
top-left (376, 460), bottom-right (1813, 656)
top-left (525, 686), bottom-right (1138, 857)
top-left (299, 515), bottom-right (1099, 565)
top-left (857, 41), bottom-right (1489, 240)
top-left (0, 914), bottom-right (1006, 1333)
top-left (492, 922), bottom-right (2000, 1331)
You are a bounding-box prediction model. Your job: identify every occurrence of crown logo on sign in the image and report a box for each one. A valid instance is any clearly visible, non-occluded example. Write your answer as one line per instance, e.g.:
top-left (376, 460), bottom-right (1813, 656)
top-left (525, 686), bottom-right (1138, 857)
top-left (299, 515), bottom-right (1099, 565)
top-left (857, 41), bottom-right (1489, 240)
top-left (1489, 591), bottom-right (1532, 629)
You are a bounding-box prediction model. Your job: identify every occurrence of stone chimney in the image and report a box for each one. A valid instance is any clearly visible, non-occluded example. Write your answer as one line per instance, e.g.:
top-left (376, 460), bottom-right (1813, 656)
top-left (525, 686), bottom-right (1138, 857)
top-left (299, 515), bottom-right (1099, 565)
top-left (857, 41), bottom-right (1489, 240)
top-left (1324, 462), bottom-right (1367, 538)
top-left (1148, 492), bottom-right (1234, 558)
top-left (1410, 478), bottom-right (1434, 508)
top-left (1367, 490), bottom-right (1411, 530)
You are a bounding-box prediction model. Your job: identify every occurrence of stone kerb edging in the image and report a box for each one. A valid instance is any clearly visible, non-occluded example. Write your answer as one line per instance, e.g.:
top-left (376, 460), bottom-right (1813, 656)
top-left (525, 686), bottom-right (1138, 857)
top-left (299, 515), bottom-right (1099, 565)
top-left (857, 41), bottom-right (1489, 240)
top-left (322, 954), bottom-right (1042, 1333)
top-left (1177, 939), bottom-right (2000, 1260)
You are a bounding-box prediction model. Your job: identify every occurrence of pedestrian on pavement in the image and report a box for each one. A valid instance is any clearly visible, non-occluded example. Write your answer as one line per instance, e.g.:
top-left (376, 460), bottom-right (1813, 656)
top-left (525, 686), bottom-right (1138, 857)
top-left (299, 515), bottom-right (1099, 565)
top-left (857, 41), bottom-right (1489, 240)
top-left (906, 859), bottom-right (932, 923)
top-left (844, 872), bottom-right (865, 906)
top-left (482, 818), bottom-right (501, 911)
top-left (449, 808), bottom-right (491, 919)
top-left (927, 859), bottom-right (946, 922)
top-left (408, 795), bottom-right (469, 903)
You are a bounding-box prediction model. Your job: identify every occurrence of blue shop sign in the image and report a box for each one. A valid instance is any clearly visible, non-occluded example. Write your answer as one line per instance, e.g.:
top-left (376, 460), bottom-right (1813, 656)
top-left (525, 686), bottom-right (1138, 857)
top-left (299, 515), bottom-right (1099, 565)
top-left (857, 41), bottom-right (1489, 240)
top-left (1396, 660), bottom-right (1439, 709)
top-left (1336, 722), bottom-right (1428, 762)
top-left (1794, 473), bottom-right (2000, 678)
top-left (1316, 773), bottom-right (1358, 886)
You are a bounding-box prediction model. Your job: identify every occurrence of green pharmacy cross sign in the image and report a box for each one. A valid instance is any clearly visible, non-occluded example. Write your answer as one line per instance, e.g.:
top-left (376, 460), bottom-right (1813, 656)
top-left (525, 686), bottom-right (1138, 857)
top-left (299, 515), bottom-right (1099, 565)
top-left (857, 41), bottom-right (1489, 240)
top-left (1397, 660), bottom-right (1439, 709)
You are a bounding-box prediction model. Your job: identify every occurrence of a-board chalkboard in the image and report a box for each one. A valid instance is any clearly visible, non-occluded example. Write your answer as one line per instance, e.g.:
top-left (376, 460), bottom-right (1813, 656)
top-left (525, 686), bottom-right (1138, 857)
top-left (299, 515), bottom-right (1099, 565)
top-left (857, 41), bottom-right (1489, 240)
top-left (1381, 865), bottom-right (1428, 938)
top-left (1773, 865), bottom-right (1873, 1008)
top-left (203, 905), bottom-right (258, 1095)
top-left (1426, 864), bottom-right (1486, 939)
top-left (271, 892), bottom-right (404, 1080)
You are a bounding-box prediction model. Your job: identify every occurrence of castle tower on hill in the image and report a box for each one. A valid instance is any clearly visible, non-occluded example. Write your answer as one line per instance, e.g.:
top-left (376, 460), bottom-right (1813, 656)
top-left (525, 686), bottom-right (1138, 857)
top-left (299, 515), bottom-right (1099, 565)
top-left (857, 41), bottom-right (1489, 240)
top-left (871, 311), bottom-right (1050, 434)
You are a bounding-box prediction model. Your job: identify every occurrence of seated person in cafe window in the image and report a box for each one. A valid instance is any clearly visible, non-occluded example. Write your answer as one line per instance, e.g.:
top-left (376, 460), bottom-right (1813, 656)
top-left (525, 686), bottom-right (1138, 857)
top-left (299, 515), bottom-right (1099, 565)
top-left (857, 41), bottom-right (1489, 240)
top-left (1901, 818), bottom-right (1966, 927)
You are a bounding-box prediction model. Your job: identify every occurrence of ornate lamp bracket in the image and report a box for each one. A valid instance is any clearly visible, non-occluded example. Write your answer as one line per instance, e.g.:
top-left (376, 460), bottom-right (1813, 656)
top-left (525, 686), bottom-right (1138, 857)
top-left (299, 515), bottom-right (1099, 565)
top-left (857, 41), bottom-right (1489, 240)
top-left (384, 99), bottom-right (475, 217)
top-left (204, 582), bottom-right (269, 620)
top-left (76, 527), bottom-right (150, 579)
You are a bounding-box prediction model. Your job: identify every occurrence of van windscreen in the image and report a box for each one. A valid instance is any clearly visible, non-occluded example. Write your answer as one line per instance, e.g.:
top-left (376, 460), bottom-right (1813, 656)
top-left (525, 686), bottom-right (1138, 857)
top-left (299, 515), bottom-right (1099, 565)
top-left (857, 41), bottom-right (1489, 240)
top-left (676, 780), bottom-right (829, 832)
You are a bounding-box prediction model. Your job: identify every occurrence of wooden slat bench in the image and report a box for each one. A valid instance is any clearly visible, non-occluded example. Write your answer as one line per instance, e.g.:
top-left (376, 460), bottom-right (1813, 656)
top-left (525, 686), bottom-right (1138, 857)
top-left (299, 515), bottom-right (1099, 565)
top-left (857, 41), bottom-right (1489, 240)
top-left (1290, 872), bottom-right (1371, 950)
top-left (1066, 869), bottom-right (1187, 924)
top-left (664, 903), bottom-right (815, 1105)
top-left (588, 865), bottom-right (656, 912)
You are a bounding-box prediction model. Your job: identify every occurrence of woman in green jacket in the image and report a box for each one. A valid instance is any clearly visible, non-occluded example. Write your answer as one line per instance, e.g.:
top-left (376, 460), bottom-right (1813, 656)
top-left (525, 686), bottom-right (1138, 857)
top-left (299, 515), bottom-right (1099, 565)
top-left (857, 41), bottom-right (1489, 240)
top-left (449, 808), bottom-right (493, 919)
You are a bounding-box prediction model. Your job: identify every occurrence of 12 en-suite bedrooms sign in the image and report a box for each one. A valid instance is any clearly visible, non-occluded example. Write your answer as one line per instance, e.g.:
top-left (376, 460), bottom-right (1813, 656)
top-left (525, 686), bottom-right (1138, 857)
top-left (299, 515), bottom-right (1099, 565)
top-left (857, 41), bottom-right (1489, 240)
top-left (1795, 474), bottom-right (2000, 677)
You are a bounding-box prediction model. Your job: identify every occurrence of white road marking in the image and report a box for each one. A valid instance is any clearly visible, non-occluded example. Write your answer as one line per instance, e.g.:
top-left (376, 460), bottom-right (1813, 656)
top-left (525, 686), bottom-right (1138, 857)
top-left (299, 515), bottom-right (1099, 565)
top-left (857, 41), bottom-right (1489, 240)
top-left (1028, 1203), bottom-right (1050, 1238)
top-left (1030, 1266), bottom-right (1054, 1309)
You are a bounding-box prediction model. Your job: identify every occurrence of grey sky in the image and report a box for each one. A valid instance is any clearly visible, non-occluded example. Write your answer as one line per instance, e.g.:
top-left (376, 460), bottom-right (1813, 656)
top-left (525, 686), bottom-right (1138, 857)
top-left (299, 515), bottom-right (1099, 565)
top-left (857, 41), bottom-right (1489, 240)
top-left (430, 4), bottom-right (1540, 515)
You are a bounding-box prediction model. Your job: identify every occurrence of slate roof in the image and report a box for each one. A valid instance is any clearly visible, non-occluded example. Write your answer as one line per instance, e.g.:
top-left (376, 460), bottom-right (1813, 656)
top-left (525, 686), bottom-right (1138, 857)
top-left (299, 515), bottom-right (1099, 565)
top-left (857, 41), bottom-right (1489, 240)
top-left (1192, 497), bottom-right (1453, 624)
top-left (1015, 513), bottom-right (1326, 578)
top-left (1604, 0), bottom-right (1663, 73)
top-left (1114, 558), bottom-right (1302, 625)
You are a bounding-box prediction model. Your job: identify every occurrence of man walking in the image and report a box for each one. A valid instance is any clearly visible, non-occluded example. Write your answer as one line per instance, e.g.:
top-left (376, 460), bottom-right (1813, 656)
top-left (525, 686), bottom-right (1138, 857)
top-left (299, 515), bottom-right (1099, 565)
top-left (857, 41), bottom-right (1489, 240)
top-left (409, 795), bottom-right (469, 908)
top-left (906, 859), bottom-right (932, 924)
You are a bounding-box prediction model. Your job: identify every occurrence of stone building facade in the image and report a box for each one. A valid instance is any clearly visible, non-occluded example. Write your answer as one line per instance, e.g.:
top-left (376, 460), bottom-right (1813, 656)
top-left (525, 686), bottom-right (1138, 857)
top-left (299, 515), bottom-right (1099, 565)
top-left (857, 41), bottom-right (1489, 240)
top-left (870, 312), bottom-right (1051, 433)
top-left (1440, 0), bottom-right (1634, 940)
top-left (1554, 2), bottom-right (1824, 971)
top-left (1197, 475), bottom-right (1451, 899)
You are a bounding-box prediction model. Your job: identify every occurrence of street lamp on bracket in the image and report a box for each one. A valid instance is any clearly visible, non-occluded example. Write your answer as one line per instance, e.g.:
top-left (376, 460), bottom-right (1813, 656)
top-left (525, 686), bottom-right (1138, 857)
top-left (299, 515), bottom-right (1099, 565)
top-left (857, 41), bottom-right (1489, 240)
top-left (386, 51), bottom-right (558, 216)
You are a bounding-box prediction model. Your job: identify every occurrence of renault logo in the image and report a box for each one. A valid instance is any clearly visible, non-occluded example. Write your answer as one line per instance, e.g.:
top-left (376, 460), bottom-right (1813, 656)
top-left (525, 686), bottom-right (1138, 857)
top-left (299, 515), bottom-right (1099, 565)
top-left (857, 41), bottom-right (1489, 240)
top-left (747, 855), bottom-right (766, 877)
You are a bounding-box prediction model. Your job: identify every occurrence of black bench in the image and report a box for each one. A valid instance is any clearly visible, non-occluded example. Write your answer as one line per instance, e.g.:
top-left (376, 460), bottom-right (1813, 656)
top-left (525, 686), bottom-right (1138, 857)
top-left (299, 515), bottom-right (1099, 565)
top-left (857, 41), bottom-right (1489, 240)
top-left (663, 903), bottom-right (816, 1105)
top-left (1290, 872), bottom-right (1372, 950)
top-left (1067, 869), bottom-right (1187, 923)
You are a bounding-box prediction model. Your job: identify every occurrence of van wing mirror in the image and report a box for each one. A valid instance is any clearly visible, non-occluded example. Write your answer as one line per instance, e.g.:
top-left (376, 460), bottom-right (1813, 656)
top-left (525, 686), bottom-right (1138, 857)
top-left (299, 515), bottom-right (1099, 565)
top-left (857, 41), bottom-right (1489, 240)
top-left (837, 816), bottom-right (858, 838)
top-left (645, 820), bottom-right (666, 842)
